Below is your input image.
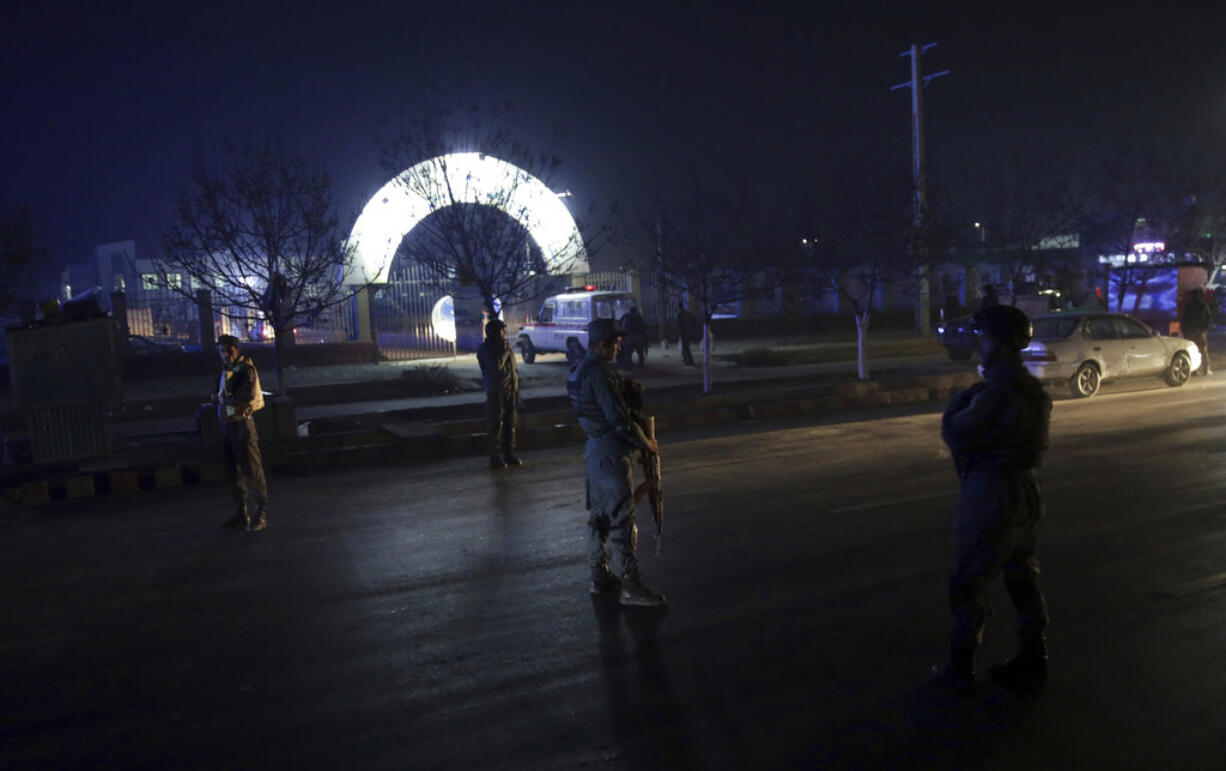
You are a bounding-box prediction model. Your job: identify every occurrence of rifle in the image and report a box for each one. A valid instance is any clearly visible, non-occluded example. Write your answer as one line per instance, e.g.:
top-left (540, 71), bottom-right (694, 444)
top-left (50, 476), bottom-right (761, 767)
top-left (623, 377), bottom-right (664, 555)
top-left (633, 416), bottom-right (664, 555)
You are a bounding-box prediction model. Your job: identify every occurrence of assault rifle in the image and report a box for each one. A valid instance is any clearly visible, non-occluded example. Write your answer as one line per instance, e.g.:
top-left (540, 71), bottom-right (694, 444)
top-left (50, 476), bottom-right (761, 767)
top-left (624, 378), bottom-right (664, 555)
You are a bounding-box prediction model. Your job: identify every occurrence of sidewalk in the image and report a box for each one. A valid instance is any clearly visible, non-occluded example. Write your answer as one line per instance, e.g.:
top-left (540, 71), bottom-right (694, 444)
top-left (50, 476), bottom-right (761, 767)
top-left (3, 333), bottom-right (974, 505)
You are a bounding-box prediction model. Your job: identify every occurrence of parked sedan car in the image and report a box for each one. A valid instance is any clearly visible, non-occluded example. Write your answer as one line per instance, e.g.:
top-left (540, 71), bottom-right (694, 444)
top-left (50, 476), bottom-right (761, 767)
top-left (1021, 312), bottom-right (1200, 398)
top-left (936, 316), bottom-right (977, 360)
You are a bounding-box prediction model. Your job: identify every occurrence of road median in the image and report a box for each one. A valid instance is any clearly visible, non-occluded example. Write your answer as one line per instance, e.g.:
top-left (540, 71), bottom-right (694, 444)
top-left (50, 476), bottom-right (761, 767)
top-left (1, 367), bottom-right (979, 505)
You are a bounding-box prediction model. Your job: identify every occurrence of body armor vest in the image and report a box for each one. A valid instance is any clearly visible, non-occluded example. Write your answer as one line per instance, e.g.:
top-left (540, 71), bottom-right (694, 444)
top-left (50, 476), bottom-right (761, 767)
top-left (568, 355), bottom-right (611, 435)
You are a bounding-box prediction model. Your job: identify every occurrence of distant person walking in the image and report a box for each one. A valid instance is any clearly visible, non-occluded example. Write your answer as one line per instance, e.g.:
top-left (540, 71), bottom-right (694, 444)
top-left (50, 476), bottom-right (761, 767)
top-left (675, 302), bottom-right (698, 366)
top-left (619, 305), bottom-right (648, 370)
top-left (1180, 287), bottom-right (1213, 376)
top-left (477, 318), bottom-right (522, 469)
top-left (216, 335), bottom-right (269, 533)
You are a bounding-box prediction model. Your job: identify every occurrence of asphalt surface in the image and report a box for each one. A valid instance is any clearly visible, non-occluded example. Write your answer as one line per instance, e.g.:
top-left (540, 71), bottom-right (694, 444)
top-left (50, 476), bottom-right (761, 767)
top-left (3, 373), bottom-right (1225, 769)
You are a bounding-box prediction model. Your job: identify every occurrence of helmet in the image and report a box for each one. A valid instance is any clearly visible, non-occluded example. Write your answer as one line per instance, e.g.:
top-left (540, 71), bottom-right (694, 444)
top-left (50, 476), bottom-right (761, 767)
top-left (973, 305), bottom-right (1032, 351)
top-left (587, 318), bottom-right (625, 345)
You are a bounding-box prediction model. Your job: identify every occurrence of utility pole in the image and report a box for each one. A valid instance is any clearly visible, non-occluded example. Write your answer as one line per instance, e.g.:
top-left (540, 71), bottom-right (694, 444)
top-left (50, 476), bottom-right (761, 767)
top-left (892, 43), bottom-right (949, 336)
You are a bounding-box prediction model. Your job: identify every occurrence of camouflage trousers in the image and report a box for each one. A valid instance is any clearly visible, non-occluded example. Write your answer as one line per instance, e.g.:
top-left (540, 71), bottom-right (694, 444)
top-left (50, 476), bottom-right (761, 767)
top-left (485, 392), bottom-right (518, 461)
top-left (222, 418), bottom-right (268, 512)
top-left (585, 439), bottom-right (639, 579)
top-left (949, 468), bottom-right (1048, 657)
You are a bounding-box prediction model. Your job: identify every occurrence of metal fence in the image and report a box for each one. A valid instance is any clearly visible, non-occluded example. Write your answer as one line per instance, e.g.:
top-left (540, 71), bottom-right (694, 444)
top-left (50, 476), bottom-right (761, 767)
top-left (372, 263), bottom-right (457, 360)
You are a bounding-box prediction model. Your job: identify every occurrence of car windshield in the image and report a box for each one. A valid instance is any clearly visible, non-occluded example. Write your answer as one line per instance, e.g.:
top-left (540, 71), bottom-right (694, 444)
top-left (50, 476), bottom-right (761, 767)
top-left (1031, 316), bottom-right (1079, 340)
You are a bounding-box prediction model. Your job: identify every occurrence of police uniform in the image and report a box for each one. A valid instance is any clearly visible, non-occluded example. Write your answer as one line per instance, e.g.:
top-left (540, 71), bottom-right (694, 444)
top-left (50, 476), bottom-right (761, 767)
top-left (937, 305), bottom-right (1051, 692)
top-left (217, 339), bottom-right (269, 532)
top-left (568, 319), bottom-right (665, 607)
top-left (477, 320), bottom-right (521, 469)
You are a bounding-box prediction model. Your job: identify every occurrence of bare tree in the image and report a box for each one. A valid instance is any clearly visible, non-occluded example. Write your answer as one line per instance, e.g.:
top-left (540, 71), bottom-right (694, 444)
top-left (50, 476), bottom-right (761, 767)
top-left (155, 141), bottom-right (365, 394)
top-left (635, 186), bottom-right (776, 392)
top-left (965, 158), bottom-right (1084, 297)
top-left (379, 97), bottom-right (606, 333)
top-left (785, 164), bottom-right (912, 380)
top-left (1082, 143), bottom-right (1204, 313)
top-left (0, 203), bottom-right (54, 319)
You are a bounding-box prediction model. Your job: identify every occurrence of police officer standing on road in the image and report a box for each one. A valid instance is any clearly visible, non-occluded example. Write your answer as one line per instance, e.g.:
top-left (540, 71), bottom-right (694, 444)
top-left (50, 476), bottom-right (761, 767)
top-left (934, 304), bottom-right (1051, 694)
top-left (477, 318), bottom-right (522, 470)
top-left (568, 318), bottom-right (666, 607)
top-left (216, 335), bottom-right (269, 533)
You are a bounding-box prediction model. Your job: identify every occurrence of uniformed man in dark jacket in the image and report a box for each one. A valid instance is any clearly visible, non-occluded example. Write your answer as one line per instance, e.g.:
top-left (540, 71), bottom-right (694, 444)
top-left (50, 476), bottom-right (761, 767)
top-left (216, 335), bottom-right (269, 532)
top-left (1180, 287), bottom-right (1213, 375)
top-left (568, 318), bottom-right (665, 607)
top-left (618, 305), bottom-right (648, 370)
top-left (477, 318), bottom-right (521, 470)
top-left (934, 304), bottom-right (1051, 693)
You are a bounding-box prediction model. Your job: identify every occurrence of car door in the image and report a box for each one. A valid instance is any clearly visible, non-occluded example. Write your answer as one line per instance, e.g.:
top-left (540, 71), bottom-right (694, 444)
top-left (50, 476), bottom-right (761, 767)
top-left (1084, 315), bottom-right (1126, 378)
top-left (1113, 315), bottom-right (1166, 375)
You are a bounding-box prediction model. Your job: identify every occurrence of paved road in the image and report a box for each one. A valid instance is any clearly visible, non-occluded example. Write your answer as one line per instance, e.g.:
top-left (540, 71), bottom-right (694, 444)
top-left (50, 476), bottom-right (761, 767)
top-left (3, 374), bottom-right (1225, 769)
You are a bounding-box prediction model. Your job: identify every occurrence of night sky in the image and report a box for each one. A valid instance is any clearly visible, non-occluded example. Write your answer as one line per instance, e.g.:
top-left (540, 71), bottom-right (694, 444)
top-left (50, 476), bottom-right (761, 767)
top-left (4, 0), bottom-right (1225, 268)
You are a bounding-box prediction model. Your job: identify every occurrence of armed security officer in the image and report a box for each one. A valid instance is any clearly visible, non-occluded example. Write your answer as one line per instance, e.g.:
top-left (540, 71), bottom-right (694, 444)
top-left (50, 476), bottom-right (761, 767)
top-left (568, 318), bottom-right (666, 607)
top-left (216, 335), bottom-right (269, 533)
top-left (934, 304), bottom-right (1051, 694)
top-left (477, 318), bottom-right (522, 470)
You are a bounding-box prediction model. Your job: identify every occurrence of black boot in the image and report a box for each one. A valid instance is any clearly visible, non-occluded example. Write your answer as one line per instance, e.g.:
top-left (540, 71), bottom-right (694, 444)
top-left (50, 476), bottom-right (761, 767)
top-left (619, 572), bottom-right (666, 607)
top-left (489, 455), bottom-right (507, 470)
top-left (931, 649), bottom-right (976, 696)
top-left (589, 562), bottom-right (620, 595)
top-left (989, 638), bottom-right (1048, 691)
top-left (221, 507), bottom-right (249, 530)
top-left (503, 452), bottom-right (523, 467)
top-left (247, 508), bottom-right (267, 533)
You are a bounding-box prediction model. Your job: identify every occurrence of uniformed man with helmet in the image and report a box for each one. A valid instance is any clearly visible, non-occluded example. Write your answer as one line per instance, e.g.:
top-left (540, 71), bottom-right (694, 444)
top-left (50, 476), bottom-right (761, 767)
top-left (568, 318), bottom-right (666, 607)
top-left (934, 304), bottom-right (1052, 693)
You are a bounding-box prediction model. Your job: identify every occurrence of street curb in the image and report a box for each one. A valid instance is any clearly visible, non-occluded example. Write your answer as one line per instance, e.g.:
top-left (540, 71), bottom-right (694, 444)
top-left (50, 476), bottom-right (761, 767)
top-left (2, 371), bottom-right (979, 505)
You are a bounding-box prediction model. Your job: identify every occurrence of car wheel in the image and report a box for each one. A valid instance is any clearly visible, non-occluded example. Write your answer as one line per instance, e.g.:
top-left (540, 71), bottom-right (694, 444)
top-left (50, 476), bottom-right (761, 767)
top-left (1164, 351), bottom-right (1191, 387)
top-left (565, 338), bottom-right (585, 366)
top-left (1069, 362), bottom-right (1101, 398)
top-left (947, 348), bottom-right (973, 361)
top-left (519, 338), bottom-right (536, 364)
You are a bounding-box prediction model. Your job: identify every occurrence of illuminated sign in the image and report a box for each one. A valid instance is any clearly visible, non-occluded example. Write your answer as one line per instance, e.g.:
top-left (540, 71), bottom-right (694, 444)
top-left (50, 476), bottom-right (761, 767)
top-left (344, 153), bottom-right (588, 285)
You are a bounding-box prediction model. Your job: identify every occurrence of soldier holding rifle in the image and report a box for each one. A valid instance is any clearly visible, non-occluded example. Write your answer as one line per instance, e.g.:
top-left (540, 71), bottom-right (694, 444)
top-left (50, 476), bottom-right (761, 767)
top-left (567, 318), bottom-right (666, 607)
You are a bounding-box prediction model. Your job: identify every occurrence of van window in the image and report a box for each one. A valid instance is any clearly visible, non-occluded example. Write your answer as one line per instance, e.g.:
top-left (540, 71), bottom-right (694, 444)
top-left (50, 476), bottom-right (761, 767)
top-left (613, 296), bottom-right (635, 320)
top-left (538, 300), bottom-right (554, 323)
top-left (595, 300), bottom-right (614, 319)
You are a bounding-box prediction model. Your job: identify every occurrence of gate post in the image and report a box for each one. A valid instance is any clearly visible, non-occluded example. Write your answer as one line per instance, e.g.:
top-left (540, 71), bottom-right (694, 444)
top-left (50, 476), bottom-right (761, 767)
top-left (195, 289), bottom-right (215, 349)
top-left (354, 286), bottom-right (380, 362)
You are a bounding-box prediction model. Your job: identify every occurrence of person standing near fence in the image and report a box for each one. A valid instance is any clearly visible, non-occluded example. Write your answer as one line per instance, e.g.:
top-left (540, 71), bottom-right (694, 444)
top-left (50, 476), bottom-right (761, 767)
top-left (216, 335), bottom-right (269, 533)
top-left (675, 302), bottom-right (698, 366)
top-left (477, 318), bottom-right (522, 470)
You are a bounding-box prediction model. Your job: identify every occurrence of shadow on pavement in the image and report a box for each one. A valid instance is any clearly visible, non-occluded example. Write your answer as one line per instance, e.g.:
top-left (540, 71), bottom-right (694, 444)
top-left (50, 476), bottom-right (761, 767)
top-left (590, 596), bottom-right (701, 769)
top-left (791, 679), bottom-right (1045, 769)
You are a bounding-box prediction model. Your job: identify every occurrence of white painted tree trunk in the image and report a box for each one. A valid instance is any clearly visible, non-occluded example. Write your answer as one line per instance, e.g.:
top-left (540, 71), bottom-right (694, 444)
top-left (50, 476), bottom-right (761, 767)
top-left (855, 312), bottom-right (871, 381)
top-left (702, 322), bottom-right (712, 393)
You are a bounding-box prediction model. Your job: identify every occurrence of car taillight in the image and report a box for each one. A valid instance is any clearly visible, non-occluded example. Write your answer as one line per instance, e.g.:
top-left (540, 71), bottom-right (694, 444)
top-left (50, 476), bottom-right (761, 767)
top-left (1021, 349), bottom-right (1057, 362)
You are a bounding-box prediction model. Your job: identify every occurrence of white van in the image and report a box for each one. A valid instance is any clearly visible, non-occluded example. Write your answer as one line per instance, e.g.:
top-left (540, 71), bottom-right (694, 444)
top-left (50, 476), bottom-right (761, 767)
top-left (516, 289), bottom-right (636, 363)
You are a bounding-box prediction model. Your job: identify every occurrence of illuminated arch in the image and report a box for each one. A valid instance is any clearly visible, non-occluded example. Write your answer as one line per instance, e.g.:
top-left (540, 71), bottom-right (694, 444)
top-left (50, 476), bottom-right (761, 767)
top-left (343, 152), bottom-right (588, 284)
